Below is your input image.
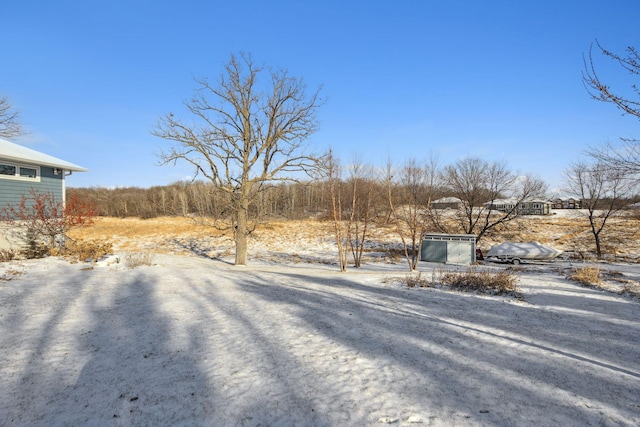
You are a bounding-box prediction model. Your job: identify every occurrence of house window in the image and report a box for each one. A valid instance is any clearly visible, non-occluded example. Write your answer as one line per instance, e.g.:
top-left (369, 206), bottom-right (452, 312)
top-left (20, 167), bottom-right (38, 178)
top-left (0, 162), bottom-right (40, 182)
top-left (0, 164), bottom-right (17, 176)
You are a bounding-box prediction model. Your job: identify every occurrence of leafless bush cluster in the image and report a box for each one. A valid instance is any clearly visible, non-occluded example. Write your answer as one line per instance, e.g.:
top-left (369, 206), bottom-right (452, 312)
top-left (404, 272), bottom-right (434, 288)
top-left (399, 268), bottom-right (519, 296)
top-left (0, 267), bottom-right (23, 282)
top-left (0, 249), bottom-right (18, 262)
top-left (568, 265), bottom-right (602, 285)
top-left (21, 229), bottom-right (49, 259)
top-left (622, 283), bottom-right (640, 299)
top-left (439, 268), bottom-right (520, 295)
top-left (59, 239), bottom-right (114, 263)
top-left (124, 252), bottom-right (156, 269)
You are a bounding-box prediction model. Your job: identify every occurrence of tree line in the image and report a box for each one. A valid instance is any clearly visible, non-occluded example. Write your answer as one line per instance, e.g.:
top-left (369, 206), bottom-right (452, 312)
top-left (68, 156), bottom-right (549, 224)
top-left (69, 180), bottom-right (331, 220)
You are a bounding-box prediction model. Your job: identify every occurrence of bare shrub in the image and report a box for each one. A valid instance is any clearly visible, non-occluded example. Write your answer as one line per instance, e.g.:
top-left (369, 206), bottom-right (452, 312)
top-left (384, 248), bottom-right (405, 262)
top-left (440, 267), bottom-right (520, 295)
top-left (405, 272), bottom-right (433, 288)
top-left (0, 249), bottom-right (17, 262)
top-left (568, 265), bottom-right (602, 285)
top-left (0, 267), bottom-right (24, 282)
top-left (60, 239), bottom-right (114, 263)
top-left (621, 282), bottom-right (640, 299)
top-left (21, 228), bottom-right (49, 259)
top-left (124, 252), bottom-right (156, 269)
top-left (397, 267), bottom-right (519, 296)
top-left (604, 269), bottom-right (623, 278)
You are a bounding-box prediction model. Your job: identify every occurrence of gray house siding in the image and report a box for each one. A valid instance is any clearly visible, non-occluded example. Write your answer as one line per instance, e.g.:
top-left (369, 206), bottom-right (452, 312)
top-left (0, 162), bottom-right (64, 211)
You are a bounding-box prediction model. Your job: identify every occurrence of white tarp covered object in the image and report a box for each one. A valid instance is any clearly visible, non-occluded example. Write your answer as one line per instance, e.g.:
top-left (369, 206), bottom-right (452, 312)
top-left (486, 242), bottom-right (562, 261)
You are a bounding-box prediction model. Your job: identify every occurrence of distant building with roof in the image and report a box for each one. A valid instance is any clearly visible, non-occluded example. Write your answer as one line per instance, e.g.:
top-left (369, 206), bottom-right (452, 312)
top-left (431, 197), bottom-right (463, 209)
top-left (484, 198), bottom-right (551, 215)
top-left (550, 197), bottom-right (581, 209)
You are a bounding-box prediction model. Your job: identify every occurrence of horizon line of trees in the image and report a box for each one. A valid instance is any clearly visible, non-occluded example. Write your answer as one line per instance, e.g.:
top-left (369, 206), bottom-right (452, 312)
top-left (68, 169), bottom-right (639, 222)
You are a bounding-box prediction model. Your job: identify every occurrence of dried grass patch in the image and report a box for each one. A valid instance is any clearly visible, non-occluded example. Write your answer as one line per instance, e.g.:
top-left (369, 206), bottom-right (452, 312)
top-left (439, 267), bottom-right (520, 295)
top-left (404, 272), bottom-right (434, 288)
top-left (64, 214), bottom-right (640, 261)
top-left (0, 266), bottom-right (24, 281)
top-left (58, 239), bottom-right (114, 263)
top-left (568, 265), bottom-right (602, 285)
top-left (621, 282), bottom-right (640, 299)
top-left (567, 265), bottom-right (640, 298)
top-left (0, 249), bottom-right (18, 262)
top-left (69, 217), bottom-right (221, 240)
top-left (124, 252), bottom-right (156, 269)
top-left (68, 217), bottom-right (228, 251)
top-left (398, 268), bottom-right (520, 297)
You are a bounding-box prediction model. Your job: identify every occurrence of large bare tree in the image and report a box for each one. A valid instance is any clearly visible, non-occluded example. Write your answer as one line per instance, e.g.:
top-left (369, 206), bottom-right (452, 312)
top-left (437, 158), bottom-right (547, 242)
top-left (583, 41), bottom-right (640, 176)
top-left (564, 161), bottom-right (633, 258)
top-left (0, 95), bottom-right (24, 139)
top-left (153, 53), bottom-right (323, 265)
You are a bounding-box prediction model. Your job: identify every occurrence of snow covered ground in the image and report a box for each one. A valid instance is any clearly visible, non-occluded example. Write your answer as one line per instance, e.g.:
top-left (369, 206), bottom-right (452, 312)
top-left (1, 253), bottom-right (639, 426)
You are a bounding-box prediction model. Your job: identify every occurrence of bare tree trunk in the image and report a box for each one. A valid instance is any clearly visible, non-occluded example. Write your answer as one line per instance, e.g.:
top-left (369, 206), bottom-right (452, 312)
top-left (594, 231), bottom-right (602, 258)
top-left (328, 153), bottom-right (348, 272)
top-left (235, 196), bottom-right (249, 265)
top-left (385, 164), bottom-right (414, 271)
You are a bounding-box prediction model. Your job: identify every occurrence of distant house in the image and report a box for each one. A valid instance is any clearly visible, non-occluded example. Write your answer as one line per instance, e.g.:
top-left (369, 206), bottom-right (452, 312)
top-left (550, 197), bottom-right (581, 209)
top-left (0, 138), bottom-right (87, 212)
top-left (1, 138), bottom-right (87, 250)
top-left (484, 198), bottom-right (551, 215)
top-left (431, 197), bottom-right (463, 210)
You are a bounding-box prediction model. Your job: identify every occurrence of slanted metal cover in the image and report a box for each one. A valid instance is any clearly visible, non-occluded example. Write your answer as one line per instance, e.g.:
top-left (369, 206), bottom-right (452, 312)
top-left (486, 242), bottom-right (562, 260)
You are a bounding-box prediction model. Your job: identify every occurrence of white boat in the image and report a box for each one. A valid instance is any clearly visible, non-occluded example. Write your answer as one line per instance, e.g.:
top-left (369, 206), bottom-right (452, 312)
top-left (485, 242), bottom-right (563, 264)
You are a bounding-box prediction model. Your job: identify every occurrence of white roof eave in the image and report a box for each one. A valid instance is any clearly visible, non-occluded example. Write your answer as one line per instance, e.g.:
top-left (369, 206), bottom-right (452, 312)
top-left (0, 138), bottom-right (88, 172)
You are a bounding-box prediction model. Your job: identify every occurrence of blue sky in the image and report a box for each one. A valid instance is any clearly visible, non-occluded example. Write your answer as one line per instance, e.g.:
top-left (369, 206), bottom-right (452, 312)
top-left (3, 0), bottom-right (639, 190)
